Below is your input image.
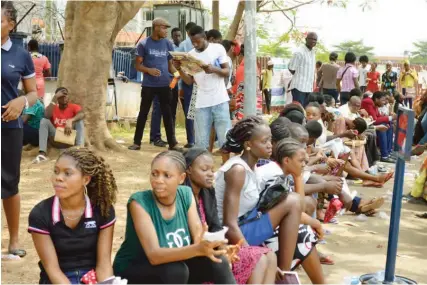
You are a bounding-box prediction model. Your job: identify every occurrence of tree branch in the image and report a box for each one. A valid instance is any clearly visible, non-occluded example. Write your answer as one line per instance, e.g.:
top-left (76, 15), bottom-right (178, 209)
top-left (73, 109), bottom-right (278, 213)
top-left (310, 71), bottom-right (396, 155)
top-left (272, 0), bottom-right (296, 34)
top-left (258, 0), bottom-right (319, 12)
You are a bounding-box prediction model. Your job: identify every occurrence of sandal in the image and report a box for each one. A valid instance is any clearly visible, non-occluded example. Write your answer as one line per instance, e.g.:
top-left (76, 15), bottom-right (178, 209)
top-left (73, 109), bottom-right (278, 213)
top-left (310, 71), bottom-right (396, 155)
top-left (319, 255), bottom-right (335, 265)
top-left (8, 248), bottom-right (26, 258)
top-left (359, 197), bottom-right (385, 214)
top-left (415, 213), bottom-right (427, 219)
top-left (378, 172), bottom-right (394, 184)
top-left (32, 154), bottom-right (48, 164)
top-left (128, 144), bottom-right (141, 151)
top-left (362, 180), bottom-right (384, 188)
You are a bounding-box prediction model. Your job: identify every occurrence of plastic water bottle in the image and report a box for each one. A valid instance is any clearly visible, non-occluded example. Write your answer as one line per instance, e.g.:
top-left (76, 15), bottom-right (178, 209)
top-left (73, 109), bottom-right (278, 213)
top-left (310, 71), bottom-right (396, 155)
top-left (343, 276), bottom-right (360, 285)
top-left (1, 254), bottom-right (21, 261)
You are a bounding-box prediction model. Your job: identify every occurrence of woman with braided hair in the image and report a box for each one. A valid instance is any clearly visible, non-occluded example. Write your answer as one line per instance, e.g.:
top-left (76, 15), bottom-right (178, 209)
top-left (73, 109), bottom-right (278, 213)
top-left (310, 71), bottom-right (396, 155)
top-left (28, 148), bottom-right (117, 284)
top-left (215, 116), bottom-right (325, 283)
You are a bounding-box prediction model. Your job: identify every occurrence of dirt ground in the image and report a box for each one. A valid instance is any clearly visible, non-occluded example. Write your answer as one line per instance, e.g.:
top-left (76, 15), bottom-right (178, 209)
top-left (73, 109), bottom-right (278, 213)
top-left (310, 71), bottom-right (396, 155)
top-left (2, 128), bottom-right (427, 284)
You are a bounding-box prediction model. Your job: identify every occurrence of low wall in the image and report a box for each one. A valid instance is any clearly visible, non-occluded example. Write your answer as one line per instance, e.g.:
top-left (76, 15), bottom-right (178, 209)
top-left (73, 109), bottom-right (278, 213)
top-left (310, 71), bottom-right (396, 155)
top-left (44, 79), bottom-right (186, 126)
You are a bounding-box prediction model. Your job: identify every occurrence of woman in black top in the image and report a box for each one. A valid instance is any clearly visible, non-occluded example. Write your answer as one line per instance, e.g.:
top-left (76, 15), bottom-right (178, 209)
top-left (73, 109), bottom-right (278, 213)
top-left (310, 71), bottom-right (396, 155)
top-left (28, 148), bottom-right (117, 284)
top-left (1, 1), bottom-right (38, 258)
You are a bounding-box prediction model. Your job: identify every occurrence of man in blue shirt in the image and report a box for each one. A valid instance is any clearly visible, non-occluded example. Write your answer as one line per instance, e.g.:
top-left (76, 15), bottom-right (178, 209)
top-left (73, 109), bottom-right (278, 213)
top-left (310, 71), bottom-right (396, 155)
top-left (128, 18), bottom-right (180, 151)
top-left (175, 22), bottom-right (197, 148)
top-left (149, 27), bottom-right (182, 148)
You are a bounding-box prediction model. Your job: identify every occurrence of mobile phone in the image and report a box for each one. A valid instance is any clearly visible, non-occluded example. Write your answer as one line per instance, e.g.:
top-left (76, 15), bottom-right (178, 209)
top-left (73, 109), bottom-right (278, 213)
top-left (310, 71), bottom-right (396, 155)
top-left (277, 268), bottom-right (301, 284)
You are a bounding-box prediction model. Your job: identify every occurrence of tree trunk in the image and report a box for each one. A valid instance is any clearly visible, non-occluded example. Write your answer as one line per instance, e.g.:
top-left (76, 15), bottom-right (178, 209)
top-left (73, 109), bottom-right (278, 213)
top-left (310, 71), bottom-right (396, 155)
top-left (212, 0), bottom-right (220, 30)
top-left (226, 0), bottom-right (245, 41)
top-left (57, 1), bottom-right (142, 151)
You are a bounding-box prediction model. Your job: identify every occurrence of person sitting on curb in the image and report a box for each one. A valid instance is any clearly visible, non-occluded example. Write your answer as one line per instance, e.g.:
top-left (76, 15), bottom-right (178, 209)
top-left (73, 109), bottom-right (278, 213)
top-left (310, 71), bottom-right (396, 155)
top-left (22, 95), bottom-right (44, 148)
top-left (33, 87), bottom-right (85, 163)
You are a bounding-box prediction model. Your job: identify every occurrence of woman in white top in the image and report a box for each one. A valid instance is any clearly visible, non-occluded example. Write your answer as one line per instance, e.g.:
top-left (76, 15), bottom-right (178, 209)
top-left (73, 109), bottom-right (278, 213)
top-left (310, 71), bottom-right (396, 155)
top-left (215, 116), bottom-right (325, 283)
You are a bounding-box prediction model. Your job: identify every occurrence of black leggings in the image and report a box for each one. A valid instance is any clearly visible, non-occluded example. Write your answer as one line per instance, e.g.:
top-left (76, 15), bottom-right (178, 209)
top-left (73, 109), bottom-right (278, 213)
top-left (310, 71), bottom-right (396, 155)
top-left (263, 89), bottom-right (272, 113)
top-left (120, 256), bottom-right (236, 284)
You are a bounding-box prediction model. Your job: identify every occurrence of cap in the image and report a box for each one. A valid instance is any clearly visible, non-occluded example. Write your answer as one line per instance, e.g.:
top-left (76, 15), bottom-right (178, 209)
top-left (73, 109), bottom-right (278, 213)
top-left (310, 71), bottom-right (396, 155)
top-left (152, 18), bottom-right (171, 28)
top-left (267, 60), bottom-right (274, 66)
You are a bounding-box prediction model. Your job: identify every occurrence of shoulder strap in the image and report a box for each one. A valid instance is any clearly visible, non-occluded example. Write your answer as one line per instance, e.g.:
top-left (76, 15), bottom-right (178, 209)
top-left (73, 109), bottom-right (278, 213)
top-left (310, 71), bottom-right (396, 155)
top-left (341, 66), bottom-right (351, 78)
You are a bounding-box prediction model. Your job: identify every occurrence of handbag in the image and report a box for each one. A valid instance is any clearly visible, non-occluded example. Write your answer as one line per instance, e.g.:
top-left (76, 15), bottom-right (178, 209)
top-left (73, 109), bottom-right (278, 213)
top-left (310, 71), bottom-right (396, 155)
top-left (238, 175), bottom-right (291, 226)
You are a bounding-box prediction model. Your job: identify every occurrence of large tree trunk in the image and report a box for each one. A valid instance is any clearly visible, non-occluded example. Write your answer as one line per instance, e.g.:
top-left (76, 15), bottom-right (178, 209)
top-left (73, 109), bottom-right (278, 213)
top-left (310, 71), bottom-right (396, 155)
top-left (57, 1), bottom-right (142, 151)
top-left (212, 0), bottom-right (220, 30)
top-left (226, 0), bottom-right (245, 41)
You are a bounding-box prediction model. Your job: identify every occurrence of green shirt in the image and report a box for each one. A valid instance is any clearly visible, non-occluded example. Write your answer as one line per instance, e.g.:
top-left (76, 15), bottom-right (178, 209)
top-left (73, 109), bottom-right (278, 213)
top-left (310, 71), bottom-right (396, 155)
top-left (23, 99), bottom-right (44, 129)
top-left (113, 186), bottom-right (193, 274)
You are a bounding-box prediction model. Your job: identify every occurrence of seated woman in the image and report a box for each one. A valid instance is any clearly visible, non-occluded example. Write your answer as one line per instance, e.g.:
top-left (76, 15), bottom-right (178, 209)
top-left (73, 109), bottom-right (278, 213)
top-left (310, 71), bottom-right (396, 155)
top-left (280, 103), bottom-right (306, 125)
top-left (305, 120), bottom-right (393, 188)
top-left (215, 116), bottom-right (326, 284)
top-left (184, 148), bottom-right (276, 284)
top-left (412, 90), bottom-right (427, 156)
top-left (306, 102), bottom-right (371, 172)
top-left (113, 151), bottom-right (236, 284)
top-left (259, 120), bottom-right (385, 221)
top-left (28, 148), bottom-right (117, 284)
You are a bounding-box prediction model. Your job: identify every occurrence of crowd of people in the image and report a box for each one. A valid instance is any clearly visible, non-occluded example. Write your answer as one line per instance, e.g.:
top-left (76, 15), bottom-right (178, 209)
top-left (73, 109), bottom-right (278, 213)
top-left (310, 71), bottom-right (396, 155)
top-left (2, 0), bottom-right (427, 284)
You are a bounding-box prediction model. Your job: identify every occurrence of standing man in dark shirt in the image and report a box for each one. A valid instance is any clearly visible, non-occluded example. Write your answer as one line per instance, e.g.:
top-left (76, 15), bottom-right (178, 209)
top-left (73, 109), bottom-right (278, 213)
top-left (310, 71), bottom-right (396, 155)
top-left (149, 27), bottom-right (182, 148)
top-left (128, 18), bottom-right (180, 151)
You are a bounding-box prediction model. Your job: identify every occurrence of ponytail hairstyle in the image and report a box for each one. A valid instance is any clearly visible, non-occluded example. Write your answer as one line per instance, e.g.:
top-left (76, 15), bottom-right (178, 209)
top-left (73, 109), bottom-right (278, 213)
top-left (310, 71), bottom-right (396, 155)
top-left (222, 115), bottom-right (267, 153)
top-left (58, 148), bottom-right (117, 218)
top-left (152, 150), bottom-right (186, 173)
top-left (272, 138), bottom-right (304, 164)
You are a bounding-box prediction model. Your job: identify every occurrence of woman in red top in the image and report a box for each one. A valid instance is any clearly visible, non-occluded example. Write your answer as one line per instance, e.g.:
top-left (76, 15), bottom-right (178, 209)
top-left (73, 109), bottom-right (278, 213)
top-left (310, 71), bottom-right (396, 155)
top-left (28, 39), bottom-right (51, 99)
top-left (366, 63), bottom-right (380, 93)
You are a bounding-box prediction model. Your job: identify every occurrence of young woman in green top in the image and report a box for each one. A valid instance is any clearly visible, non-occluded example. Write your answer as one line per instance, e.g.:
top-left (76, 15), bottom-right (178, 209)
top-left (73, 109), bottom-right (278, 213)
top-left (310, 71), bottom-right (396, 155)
top-left (113, 151), bottom-right (236, 284)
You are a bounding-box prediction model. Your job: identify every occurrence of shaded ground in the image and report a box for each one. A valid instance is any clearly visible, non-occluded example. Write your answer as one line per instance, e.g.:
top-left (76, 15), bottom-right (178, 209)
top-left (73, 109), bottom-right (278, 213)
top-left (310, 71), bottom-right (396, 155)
top-left (2, 127), bottom-right (427, 284)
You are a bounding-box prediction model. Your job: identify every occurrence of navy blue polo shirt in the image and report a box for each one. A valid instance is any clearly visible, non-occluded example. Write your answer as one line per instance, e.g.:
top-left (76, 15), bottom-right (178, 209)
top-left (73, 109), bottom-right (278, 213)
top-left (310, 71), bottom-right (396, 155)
top-left (1, 38), bottom-right (35, 128)
top-left (28, 195), bottom-right (116, 279)
top-left (136, 37), bottom-right (174, 88)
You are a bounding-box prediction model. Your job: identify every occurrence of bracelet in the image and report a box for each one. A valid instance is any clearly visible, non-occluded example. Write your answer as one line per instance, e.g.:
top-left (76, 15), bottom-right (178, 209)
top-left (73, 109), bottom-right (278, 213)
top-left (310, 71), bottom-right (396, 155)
top-left (22, 96), bottom-right (29, 109)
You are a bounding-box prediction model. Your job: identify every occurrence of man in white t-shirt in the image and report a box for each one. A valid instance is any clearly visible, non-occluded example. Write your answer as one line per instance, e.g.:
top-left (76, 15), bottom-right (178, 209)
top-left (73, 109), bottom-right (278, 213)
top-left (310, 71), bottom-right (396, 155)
top-left (174, 25), bottom-right (232, 149)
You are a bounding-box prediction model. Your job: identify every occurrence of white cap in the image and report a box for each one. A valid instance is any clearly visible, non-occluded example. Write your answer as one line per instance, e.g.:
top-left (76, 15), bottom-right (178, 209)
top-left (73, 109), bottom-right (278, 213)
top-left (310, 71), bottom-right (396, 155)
top-left (267, 60), bottom-right (274, 66)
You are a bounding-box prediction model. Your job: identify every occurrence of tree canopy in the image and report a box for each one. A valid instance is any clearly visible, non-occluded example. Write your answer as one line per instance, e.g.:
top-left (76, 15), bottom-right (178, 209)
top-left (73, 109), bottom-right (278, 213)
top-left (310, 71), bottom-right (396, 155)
top-left (411, 40), bottom-right (427, 64)
top-left (333, 39), bottom-right (375, 59)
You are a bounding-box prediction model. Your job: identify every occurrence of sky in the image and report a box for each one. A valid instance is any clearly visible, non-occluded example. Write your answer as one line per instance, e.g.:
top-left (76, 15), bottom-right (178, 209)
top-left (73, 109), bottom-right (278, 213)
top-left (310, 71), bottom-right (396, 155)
top-left (202, 0), bottom-right (427, 56)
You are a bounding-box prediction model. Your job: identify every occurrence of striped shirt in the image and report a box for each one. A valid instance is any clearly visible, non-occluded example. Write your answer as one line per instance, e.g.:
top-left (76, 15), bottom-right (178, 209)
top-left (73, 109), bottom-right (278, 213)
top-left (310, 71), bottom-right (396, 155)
top-left (288, 45), bottom-right (316, 93)
top-left (337, 64), bottom-right (358, 92)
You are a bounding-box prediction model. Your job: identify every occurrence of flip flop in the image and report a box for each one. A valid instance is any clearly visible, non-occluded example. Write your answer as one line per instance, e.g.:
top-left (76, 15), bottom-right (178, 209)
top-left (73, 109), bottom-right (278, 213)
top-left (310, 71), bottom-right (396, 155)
top-left (8, 248), bottom-right (26, 258)
top-left (362, 180), bottom-right (384, 188)
top-left (320, 255), bottom-right (335, 265)
top-left (32, 154), bottom-right (48, 164)
top-left (360, 197), bottom-right (385, 214)
top-left (415, 213), bottom-right (427, 219)
top-left (379, 172), bottom-right (394, 184)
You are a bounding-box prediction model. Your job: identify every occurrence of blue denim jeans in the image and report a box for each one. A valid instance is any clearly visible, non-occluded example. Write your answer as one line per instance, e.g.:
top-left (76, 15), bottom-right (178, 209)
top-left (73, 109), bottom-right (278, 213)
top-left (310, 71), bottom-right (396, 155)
top-left (377, 123), bottom-right (393, 158)
top-left (291, 88), bottom-right (309, 107)
top-left (40, 269), bottom-right (89, 284)
top-left (194, 102), bottom-right (231, 149)
top-left (323, 88), bottom-right (339, 102)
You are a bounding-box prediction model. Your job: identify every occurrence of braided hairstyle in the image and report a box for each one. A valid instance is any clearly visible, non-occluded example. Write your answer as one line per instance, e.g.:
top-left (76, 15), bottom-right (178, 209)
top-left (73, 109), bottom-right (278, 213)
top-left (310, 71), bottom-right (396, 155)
top-left (58, 148), bottom-right (117, 218)
top-left (1, 1), bottom-right (17, 24)
top-left (270, 117), bottom-right (291, 143)
top-left (152, 150), bottom-right (186, 173)
top-left (273, 138), bottom-right (304, 165)
top-left (222, 115), bottom-right (267, 153)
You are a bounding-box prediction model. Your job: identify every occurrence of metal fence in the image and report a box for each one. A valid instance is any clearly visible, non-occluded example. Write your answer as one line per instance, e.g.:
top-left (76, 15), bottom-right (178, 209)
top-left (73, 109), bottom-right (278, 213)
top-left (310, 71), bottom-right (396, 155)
top-left (112, 48), bottom-right (140, 82)
top-left (24, 42), bottom-right (62, 77)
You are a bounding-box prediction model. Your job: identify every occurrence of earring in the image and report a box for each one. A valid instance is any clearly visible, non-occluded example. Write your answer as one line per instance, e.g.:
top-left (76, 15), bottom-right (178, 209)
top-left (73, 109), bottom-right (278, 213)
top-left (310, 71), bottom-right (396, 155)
top-left (84, 185), bottom-right (88, 196)
top-left (246, 147), bottom-right (251, 151)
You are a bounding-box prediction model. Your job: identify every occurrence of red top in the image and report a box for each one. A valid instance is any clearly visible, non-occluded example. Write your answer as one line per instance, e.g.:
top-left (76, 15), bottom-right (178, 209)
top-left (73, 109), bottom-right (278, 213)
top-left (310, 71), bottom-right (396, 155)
top-left (366, 71), bottom-right (380, 92)
top-left (361, 97), bottom-right (390, 125)
top-left (51, 103), bottom-right (82, 128)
